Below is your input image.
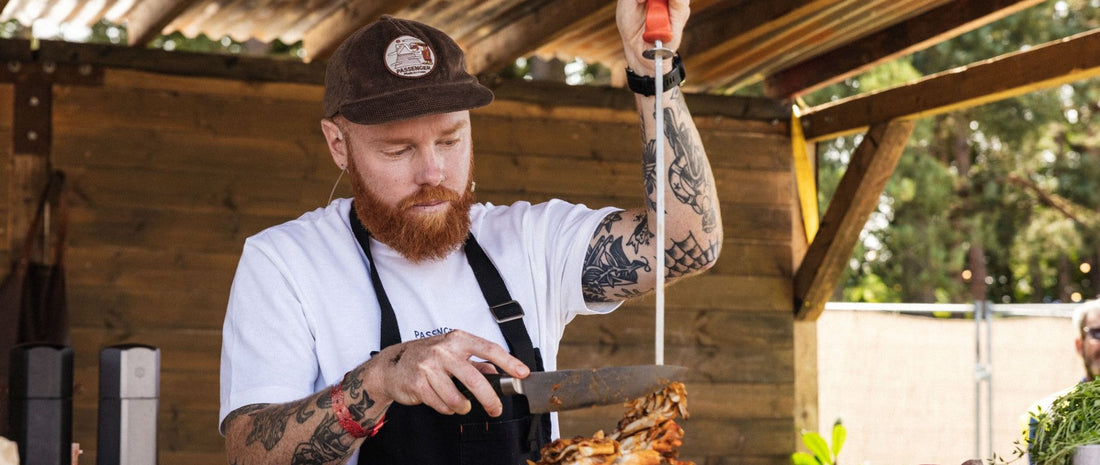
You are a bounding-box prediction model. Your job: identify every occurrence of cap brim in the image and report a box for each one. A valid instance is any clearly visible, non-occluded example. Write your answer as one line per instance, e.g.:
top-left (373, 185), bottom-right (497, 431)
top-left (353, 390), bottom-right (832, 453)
top-left (339, 81), bottom-right (494, 125)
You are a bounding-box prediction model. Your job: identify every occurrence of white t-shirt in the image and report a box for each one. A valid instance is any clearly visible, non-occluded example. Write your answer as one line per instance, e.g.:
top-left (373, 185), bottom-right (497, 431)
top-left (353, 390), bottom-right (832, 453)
top-left (219, 197), bottom-right (620, 441)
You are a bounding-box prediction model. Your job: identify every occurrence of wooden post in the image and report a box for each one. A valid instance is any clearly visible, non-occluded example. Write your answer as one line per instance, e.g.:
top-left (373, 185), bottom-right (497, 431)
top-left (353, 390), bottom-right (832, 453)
top-left (3, 56), bottom-right (102, 262)
top-left (793, 120), bottom-right (915, 321)
top-left (10, 64), bottom-right (53, 262)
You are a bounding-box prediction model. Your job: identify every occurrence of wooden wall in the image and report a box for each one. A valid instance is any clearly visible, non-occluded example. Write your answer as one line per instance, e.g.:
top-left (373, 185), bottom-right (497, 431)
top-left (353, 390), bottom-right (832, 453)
top-left (2, 56), bottom-right (796, 464)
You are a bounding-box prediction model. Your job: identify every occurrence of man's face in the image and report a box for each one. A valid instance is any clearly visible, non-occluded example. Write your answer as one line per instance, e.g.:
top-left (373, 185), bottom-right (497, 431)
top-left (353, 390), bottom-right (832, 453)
top-left (1078, 307), bottom-right (1100, 381)
top-left (340, 111), bottom-right (475, 262)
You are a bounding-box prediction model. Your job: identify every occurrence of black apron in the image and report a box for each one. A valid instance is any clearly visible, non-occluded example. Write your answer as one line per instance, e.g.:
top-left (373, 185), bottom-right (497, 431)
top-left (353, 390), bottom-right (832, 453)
top-left (349, 206), bottom-right (550, 465)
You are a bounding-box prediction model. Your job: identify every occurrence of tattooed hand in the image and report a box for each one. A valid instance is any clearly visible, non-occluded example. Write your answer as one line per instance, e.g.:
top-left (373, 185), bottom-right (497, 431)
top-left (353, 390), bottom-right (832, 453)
top-left (363, 329), bottom-right (529, 417)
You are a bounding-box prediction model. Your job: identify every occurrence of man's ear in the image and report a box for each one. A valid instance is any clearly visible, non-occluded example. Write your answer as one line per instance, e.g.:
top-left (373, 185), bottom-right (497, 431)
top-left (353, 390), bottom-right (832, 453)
top-left (321, 119), bottom-right (348, 169)
top-left (1078, 337), bottom-right (1085, 356)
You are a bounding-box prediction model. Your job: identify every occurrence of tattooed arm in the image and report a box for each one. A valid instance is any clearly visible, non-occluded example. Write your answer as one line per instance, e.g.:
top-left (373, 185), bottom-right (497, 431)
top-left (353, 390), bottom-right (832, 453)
top-left (222, 362), bottom-right (387, 465)
top-left (583, 0), bottom-right (722, 303)
top-left (223, 330), bottom-right (526, 464)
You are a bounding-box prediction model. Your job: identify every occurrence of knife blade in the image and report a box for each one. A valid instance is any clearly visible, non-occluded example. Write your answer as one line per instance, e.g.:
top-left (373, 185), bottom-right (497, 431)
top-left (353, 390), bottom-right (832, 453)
top-left (461, 365), bottom-right (687, 414)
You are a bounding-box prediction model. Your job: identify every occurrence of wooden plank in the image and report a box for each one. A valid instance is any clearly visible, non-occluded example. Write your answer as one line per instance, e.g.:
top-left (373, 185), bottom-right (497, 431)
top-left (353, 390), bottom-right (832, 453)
top-left (793, 320), bottom-right (819, 439)
top-left (764, 0), bottom-right (1046, 98)
top-left (53, 130), bottom-right (330, 178)
top-left (59, 164), bottom-right (322, 216)
top-left (68, 285), bottom-right (228, 332)
top-left (101, 68), bottom-right (322, 102)
top-left (464, 0), bottom-right (612, 75)
top-left (717, 203), bottom-right (792, 243)
top-left (801, 28), bottom-right (1100, 141)
top-left (472, 114), bottom-right (791, 171)
top-left (707, 240), bottom-right (793, 277)
top-left (69, 327), bottom-right (222, 373)
top-left (560, 342), bottom-right (793, 385)
top-left (0, 83), bottom-right (12, 263)
top-left (562, 307), bottom-right (792, 350)
top-left (65, 206), bottom-right (284, 254)
top-left (52, 84), bottom-right (323, 140)
top-left (68, 284), bottom-right (227, 332)
top-left (65, 246), bottom-right (239, 293)
top-left (476, 153), bottom-right (792, 206)
top-left (794, 121), bottom-right (915, 320)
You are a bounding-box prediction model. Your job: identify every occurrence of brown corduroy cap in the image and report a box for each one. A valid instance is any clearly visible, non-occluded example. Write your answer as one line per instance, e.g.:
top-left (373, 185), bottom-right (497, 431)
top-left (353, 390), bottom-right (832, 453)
top-left (323, 15), bottom-right (494, 125)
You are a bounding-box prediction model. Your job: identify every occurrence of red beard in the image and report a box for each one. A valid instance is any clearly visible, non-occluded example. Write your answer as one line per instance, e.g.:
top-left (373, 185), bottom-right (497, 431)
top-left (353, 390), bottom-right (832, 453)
top-left (348, 160), bottom-right (475, 263)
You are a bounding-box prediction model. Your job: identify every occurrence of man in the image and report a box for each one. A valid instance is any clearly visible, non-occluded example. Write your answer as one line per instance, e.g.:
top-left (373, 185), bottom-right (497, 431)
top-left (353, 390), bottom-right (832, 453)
top-left (219, 0), bottom-right (721, 463)
top-left (1072, 299), bottom-right (1100, 382)
top-left (1023, 299), bottom-right (1100, 463)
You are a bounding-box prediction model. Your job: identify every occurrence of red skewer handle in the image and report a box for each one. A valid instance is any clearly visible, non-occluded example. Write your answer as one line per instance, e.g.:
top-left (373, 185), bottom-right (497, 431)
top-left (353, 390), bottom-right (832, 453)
top-left (642, 0), bottom-right (673, 43)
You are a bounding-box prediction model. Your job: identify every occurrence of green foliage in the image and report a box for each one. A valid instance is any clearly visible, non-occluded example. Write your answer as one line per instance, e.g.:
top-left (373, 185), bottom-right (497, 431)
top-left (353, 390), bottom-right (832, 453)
top-left (792, 419), bottom-right (846, 465)
top-left (1027, 380), bottom-right (1100, 465)
top-left (811, 0), bottom-right (1100, 304)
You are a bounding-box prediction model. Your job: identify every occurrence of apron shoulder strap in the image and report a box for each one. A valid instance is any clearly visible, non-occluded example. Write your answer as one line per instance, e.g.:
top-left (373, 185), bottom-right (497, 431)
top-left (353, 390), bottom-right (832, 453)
top-left (463, 235), bottom-right (541, 369)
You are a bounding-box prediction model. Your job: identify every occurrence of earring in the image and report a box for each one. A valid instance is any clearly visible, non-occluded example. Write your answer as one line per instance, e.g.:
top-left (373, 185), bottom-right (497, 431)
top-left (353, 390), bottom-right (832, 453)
top-left (470, 181), bottom-right (476, 193)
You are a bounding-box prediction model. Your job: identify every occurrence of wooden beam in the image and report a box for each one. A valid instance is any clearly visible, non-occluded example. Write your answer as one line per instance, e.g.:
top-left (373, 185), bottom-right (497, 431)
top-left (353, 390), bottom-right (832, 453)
top-left (31, 40), bottom-right (324, 85)
top-left (801, 28), bottom-right (1100, 141)
top-left (681, 0), bottom-right (930, 92)
top-left (764, 0), bottom-right (1045, 98)
top-left (298, 0), bottom-right (419, 62)
top-left (485, 77), bottom-right (789, 121)
top-left (679, 0), bottom-right (834, 82)
top-left (464, 0), bottom-right (612, 75)
top-left (793, 120), bottom-right (914, 321)
top-left (125, 0), bottom-right (203, 47)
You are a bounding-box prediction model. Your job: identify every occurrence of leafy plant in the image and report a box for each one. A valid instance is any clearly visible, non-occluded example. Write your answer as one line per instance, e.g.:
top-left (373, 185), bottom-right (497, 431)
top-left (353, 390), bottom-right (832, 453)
top-left (1027, 380), bottom-right (1100, 465)
top-left (792, 419), bottom-right (846, 465)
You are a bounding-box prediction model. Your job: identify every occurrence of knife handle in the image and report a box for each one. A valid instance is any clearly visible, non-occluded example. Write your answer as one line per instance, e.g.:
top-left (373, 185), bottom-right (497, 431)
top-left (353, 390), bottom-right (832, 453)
top-left (453, 374), bottom-right (506, 402)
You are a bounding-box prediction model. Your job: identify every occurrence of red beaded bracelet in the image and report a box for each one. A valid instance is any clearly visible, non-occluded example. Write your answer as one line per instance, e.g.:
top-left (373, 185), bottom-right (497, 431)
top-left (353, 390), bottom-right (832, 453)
top-left (330, 374), bottom-right (386, 439)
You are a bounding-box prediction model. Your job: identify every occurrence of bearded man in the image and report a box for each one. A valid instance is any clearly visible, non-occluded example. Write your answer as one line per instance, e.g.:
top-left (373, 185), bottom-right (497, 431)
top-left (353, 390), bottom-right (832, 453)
top-left (218, 1), bottom-right (722, 464)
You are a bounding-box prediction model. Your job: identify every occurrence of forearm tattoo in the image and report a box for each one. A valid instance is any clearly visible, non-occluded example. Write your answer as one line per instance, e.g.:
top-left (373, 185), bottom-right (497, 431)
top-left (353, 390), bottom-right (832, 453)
top-left (230, 365), bottom-right (382, 464)
top-left (665, 105), bottom-right (718, 234)
top-left (291, 412), bottom-right (348, 465)
top-left (582, 90), bottom-right (720, 301)
top-left (246, 400), bottom-right (315, 450)
top-left (342, 365), bottom-right (376, 421)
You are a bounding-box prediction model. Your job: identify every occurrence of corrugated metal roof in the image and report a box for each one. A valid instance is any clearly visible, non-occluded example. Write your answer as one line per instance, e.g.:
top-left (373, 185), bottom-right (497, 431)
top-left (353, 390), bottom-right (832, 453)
top-left (0, 0), bottom-right (1057, 96)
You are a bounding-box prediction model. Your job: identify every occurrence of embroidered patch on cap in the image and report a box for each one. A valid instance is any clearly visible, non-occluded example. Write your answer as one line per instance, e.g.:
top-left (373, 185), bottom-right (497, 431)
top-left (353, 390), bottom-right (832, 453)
top-left (384, 35), bottom-right (436, 78)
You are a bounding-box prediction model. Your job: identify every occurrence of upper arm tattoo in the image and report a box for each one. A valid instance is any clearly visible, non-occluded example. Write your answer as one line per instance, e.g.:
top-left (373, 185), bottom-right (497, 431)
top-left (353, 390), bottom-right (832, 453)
top-left (583, 212), bottom-right (651, 302)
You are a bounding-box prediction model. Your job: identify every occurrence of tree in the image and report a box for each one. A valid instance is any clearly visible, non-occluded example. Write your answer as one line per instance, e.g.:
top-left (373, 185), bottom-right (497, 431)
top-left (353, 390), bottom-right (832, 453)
top-left (809, 0), bottom-right (1100, 304)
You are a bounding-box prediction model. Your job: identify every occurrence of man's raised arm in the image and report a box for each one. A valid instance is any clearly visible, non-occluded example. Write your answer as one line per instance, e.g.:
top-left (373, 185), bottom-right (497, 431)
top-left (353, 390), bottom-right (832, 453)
top-left (583, 0), bottom-right (722, 303)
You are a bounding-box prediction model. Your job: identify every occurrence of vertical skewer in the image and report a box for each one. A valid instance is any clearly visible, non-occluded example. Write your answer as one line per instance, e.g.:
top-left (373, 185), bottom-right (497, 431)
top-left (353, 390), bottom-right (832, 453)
top-left (643, 0), bottom-right (674, 366)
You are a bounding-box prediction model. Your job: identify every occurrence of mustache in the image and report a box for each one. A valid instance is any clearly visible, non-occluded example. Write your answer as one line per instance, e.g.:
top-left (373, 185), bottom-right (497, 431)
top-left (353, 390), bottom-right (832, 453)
top-left (398, 185), bottom-right (462, 211)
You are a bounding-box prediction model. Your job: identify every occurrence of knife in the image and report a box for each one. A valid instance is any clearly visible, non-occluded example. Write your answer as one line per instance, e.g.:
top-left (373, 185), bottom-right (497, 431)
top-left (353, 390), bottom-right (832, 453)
top-left (458, 365), bottom-right (687, 414)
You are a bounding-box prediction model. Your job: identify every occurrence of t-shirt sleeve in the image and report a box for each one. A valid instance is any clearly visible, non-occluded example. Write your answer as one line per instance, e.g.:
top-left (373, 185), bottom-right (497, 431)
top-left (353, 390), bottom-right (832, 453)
top-left (535, 200), bottom-right (623, 318)
top-left (218, 237), bottom-right (320, 433)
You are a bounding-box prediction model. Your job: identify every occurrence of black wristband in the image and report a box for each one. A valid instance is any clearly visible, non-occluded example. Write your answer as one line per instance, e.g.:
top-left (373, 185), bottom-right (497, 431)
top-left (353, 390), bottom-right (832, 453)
top-left (625, 54), bottom-right (685, 96)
